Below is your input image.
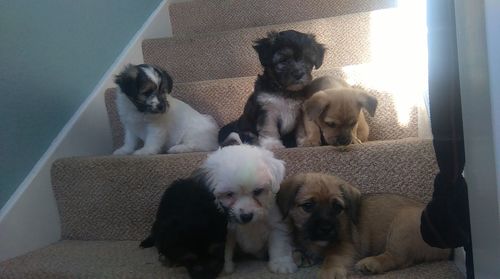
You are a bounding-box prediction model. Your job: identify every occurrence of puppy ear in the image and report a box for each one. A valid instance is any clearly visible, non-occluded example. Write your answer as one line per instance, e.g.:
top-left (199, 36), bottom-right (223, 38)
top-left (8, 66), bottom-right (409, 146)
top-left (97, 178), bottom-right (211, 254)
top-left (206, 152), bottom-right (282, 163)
top-left (160, 69), bottom-right (173, 94)
top-left (253, 32), bottom-right (277, 67)
top-left (357, 91), bottom-right (378, 117)
top-left (114, 64), bottom-right (137, 93)
top-left (309, 36), bottom-right (326, 69)
top-left (260, 148), bottom-right (285, 194)
top-left (339, 183), bottom-right (361, 224)
top-left (276, 176), bottom-right (302, 219)
top-left (303, 91), bottom-right (328, 121)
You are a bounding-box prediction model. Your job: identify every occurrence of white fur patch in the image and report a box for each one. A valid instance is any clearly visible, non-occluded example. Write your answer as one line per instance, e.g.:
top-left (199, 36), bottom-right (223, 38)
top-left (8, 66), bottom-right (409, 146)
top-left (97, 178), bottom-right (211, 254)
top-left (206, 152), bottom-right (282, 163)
top-left (114, 91), bottom-right (219, 155)
top-left (141, 65), bottom-right (160, 85)
top-left (259, 136), bottom-right (285, 150)
top-left (257, 93), bottom-right (302, 134)
top-left (202, 145), bottom-right (285, 196)
top-left (146, 95), bottom-right (160, 108)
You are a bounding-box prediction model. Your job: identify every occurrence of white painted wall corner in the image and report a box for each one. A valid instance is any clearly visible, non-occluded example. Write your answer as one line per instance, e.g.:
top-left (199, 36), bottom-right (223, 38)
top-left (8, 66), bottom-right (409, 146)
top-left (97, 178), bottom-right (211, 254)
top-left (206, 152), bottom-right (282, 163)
top-left (0, 0), bottom-right (172, 262)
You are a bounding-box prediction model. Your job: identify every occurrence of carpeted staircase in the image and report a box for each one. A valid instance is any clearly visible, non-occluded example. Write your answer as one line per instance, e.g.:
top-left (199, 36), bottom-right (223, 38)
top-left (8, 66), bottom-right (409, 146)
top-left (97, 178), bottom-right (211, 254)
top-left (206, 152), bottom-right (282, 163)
top-left (0, 0), bottom-right (464, 278)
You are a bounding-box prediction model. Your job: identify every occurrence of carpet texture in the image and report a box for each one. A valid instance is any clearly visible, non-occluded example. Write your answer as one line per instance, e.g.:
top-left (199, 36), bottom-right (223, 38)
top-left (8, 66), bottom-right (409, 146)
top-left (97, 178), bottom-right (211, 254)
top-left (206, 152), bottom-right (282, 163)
top-left (53, 138), bottom-right (436, 241)
top-left (0, 241), bottom-right (463, 279)
top-left (106, 66), bottom-right (418, 150)
top-left (170, 0), bottom-right (396, 35)
top-left (0, 1), bottom-right (462, 278)
top-left (143, 9), bottom-right (381, 83)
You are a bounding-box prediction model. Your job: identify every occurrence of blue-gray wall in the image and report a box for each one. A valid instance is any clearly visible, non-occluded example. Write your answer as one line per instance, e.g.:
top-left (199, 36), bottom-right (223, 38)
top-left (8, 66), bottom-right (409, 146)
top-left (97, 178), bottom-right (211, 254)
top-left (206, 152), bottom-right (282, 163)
top-left (0, 0), bottom-right (162, 208)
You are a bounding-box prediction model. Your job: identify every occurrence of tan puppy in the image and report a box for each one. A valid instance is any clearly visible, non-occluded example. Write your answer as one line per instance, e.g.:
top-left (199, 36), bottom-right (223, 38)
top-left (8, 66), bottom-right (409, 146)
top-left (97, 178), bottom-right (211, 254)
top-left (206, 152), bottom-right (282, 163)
top-left (296, 76), bottom-right (377, 147)
top-left (277, 173), bottom-right (451, 279)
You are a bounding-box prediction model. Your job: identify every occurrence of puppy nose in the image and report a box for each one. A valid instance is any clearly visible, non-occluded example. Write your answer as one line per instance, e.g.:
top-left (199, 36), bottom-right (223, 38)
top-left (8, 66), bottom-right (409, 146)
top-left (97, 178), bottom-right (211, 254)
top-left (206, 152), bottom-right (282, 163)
top-left (337, 135), bottom-right (350, 145)
top-left (319, 223), bottom-right (334, 233)
top-left (240, 213), bottom-right (254, 224)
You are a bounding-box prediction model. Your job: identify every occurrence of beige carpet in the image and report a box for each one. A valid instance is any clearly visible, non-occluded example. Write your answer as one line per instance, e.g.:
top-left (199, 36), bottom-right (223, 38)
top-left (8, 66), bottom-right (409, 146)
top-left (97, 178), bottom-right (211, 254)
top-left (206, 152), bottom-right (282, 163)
top-left (53, 138), bottom-right (436, 241)
top-left (170, 0), bottom-right (396, 35)
top-left (143, 10), bottom-right (378, 83)
top-left (0, 241), bottom-right (463, 279)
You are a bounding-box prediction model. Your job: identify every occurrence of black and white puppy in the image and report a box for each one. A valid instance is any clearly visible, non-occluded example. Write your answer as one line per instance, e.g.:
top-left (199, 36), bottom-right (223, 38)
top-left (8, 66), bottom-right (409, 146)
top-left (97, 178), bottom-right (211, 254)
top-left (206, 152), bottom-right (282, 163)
top-left (140, 178), bottom-right (227, 279)
top-left (218, 30), bottom-right (326, 149)
top-left (113, 64), bottom-right (219, 155)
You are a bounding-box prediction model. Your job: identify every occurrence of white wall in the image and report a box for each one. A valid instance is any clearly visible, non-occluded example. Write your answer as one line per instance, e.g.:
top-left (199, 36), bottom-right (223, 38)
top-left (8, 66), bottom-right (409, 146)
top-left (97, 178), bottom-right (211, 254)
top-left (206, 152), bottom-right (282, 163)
top-left (0, 0), bottom-right (172, 262)
top-left (483, 0), bottom-right (500, 219)
top-left (455, 0), bottom-right (500, 278)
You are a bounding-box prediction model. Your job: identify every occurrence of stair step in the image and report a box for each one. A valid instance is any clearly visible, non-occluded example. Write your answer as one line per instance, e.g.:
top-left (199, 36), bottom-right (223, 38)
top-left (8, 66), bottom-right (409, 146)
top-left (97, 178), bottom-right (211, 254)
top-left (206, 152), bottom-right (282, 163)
top-left (0, 240), bottom-right (462, 278)
top-left (105, 65), bottom-right (418, 150)
top-left (169, 0), bottom-right (396, 35)
top-left (53, 138), bottom-right (435, 241)
top-left (144, 9), bottom-right (389, 83)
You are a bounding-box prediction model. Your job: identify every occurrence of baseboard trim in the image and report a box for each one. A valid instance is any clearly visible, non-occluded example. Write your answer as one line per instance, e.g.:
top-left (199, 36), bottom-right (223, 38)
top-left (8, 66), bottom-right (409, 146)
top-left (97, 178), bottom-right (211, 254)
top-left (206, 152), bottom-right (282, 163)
top-left (0, 0), bottom-right (172, 262)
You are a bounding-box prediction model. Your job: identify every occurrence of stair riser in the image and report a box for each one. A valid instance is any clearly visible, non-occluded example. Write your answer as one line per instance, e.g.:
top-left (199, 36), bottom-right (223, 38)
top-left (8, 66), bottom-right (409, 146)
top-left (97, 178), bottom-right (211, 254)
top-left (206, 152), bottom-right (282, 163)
top-left (105, 66), bottom-right (418, 150)
top-left (170, 0), bottom-right (396, 35)
top-left (143, 11), bottom-right (375, 83)
top-left (53, 139), bottom-right (437, 241)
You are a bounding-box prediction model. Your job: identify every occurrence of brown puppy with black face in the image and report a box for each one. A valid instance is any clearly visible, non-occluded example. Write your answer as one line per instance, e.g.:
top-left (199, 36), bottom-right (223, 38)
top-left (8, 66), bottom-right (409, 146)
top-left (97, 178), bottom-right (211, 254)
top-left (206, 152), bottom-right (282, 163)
top-left (277, 173), bottom-right (451, 279)
top-left (296, 76), bottom-right (377, 147)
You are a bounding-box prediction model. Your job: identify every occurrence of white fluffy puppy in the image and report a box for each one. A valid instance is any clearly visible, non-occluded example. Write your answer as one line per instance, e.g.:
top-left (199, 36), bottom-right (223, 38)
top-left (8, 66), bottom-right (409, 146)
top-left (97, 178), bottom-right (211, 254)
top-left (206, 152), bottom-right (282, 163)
top-left (198, 145), bottom-right (297, 274)
top-left (113, 64), bottom-right (219, 155)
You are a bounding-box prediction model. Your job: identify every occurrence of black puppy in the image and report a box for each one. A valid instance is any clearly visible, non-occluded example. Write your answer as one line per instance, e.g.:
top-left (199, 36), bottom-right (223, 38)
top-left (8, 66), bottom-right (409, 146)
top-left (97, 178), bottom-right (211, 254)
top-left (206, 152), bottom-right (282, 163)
top-left (218, 30), bottom-right (326, 148)
top-left (140, 178), bottom-right (227, 279)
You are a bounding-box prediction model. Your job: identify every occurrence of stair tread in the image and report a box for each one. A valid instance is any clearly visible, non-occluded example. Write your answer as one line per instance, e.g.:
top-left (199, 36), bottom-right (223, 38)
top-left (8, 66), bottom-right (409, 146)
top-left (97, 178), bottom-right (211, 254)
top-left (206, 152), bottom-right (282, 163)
top-left (53, 138), bottom-right (436, 241)
top-left (143, 8), bottom-right (398, 83)
top-left (0, 240), bottom-right (462, 279)
top-left (105, 65), bottom-right (418, 149)
top-left (169, 0), bottom-right (395, 35)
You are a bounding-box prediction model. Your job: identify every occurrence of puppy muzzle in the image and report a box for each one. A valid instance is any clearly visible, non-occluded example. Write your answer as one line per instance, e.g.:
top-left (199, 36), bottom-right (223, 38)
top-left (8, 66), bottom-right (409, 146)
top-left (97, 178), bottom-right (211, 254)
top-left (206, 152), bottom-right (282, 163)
top-left (143, 94), bottom-right (168, 114)
top-left (286, 83), bottom-right (307, 91)
top-left (334, 135), bottom-right (351, 146)
top-left (239, 213), bottom-right (254, 224)
top-left (325, 134), bottom-right (351, 146)
top-left (152, 105), bottom-right (166, 113)
top-left (308, 220), bottom-right (337, 241)
top-left (285, 76), bottom-right (311, 91)
top-left (226, 210), bottom-right (257, 225)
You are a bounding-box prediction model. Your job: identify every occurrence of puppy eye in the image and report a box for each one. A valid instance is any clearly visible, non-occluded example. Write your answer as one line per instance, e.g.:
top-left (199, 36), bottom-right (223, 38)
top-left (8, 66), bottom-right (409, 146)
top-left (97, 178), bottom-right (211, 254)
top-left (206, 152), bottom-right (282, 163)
top-left (325, 122), bottom-right (337, 128)
top-left (143, 90), bottom-right (154, 97)
top-left (300, 202), bottom-right (315, 213)
top-left (275, 62), bottom-right (287, 70)
top-left (278, 57), bottom-right (291, 63)
top-left (253, 188), bottom-right (264, 196)
top-left (332, 203), bottom-right (344, 214)
top-left (224, 192), bottom-right (234, 199)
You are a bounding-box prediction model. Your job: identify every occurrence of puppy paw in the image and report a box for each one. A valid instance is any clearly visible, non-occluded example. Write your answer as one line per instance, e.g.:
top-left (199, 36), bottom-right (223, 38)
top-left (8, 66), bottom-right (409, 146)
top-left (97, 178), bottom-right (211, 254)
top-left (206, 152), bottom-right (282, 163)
top-left (132, 148), bottom-right (159, 156)
top-left (221, 132), bottom-right (243, 146)
top-left (352, 137), bottom-right (363, 144)
top-left (113, 147), bottom-right (134, 155)
top-left (223, 261), bottom-right (235, 274)
top-left (297, 138), bottom-right (320, 147)
top-left (296, 137), bottom-right (309, 147)
top-left (259, 137), bottom-right (285, 150)
top-left (268, 257), bottom-right (298, 274)
top-left (355, 257), bottom-right (383, 274)
top-left (292, 249), bottom-right (318, 267)
top-left (167, 144), bottom-right (195, 154)
top-left (319, 267), bottom-right (347, 279)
